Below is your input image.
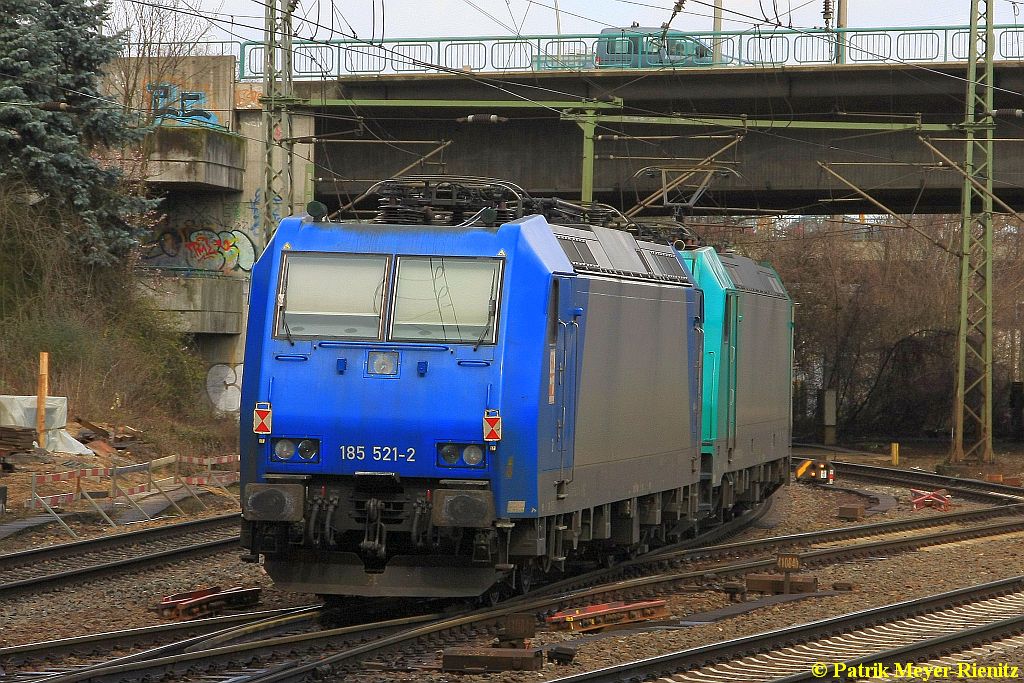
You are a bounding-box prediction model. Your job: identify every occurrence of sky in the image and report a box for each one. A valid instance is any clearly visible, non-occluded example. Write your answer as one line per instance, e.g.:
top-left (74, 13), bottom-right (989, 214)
top-left (176, 0), bottom-right (1024, 45)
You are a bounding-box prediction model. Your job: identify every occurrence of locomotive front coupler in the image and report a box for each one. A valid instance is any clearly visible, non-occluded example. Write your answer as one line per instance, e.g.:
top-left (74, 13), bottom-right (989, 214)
top-left (359, 498), bottom-right (388, 560)
top-left (410, 497), bottom-right (433, 547)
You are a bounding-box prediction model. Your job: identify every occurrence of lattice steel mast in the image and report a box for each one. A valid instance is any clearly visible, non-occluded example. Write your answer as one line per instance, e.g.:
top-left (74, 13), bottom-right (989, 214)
top-left (951, 0), bottom-right (996, 464)
top-left (261, 0), bottom-right (298, 244)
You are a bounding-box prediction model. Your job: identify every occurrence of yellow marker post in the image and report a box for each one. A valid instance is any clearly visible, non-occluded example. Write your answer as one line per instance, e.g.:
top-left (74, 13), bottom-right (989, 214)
top-left (36, 351), bottom-right (49, 449)
top-left (890, 442), bottom-right (899, 466)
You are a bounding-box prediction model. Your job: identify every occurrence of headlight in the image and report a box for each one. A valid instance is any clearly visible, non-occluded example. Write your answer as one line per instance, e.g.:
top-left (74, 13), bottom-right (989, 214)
top-left (368, 351), bottom-right (399, 376)
top-left (273, 438), bottom-right (296, 460)
top-left (439, 443), bottom-right (460, 464)
top-left (297, 439), bottom-right (319, 460)
top-left (462, 444), bottom-right (485, 466)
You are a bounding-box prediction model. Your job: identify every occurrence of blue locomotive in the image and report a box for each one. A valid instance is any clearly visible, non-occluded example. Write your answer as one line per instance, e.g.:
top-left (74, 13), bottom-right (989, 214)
top-left (239, 178), bottom-right (792, 599)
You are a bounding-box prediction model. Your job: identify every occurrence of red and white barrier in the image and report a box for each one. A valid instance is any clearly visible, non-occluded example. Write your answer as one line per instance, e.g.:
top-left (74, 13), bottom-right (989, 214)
top-left (23, 452), bottom-right (240, 538)
top-left (30, 469), bottom-right (80, 485)
top-left (178, 454), bottom-right (239, 466)
top-left (26, 491), bottom-right (77, 510)
top-left (182, 472), bottom-right (239, 486)
top-left (115, 482), bottom-right (151, 496)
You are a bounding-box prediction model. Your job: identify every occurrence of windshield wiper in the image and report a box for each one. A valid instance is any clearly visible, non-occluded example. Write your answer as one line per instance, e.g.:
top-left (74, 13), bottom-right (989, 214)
top-left (278, 290), bottom-right (295, 346)
top-left (473, 298), bottom-right (496, 352)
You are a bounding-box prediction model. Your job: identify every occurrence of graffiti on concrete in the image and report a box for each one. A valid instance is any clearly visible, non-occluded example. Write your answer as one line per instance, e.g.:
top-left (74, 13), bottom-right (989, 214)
top-left (148, 83), bottom-right (219, 124)
top-left (142, 227), bottom-right (256, 273)
top-left (249, 188), bottom-right (283, 234)
top-left (206, 363), bottom-right (243, 413)
top-left (185, 229), bottom-right (256, 272)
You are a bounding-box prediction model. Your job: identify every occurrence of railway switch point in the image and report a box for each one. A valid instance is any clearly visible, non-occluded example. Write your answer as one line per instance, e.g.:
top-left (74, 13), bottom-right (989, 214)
top-left (546, 600), bottom-right (670, 632)
top-left (154, 586), bottom-right (262, 619)
top-left (910, 488), bottom-right (952, 511)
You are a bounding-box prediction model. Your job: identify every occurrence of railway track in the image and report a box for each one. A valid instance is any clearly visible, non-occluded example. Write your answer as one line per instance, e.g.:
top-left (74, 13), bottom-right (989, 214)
top-left (544, 576), bottom-right (1024, 683)
top-left (535, 502), bottom-right (1024, 596)
top-left (0, 607), bottom-right (317, 678)
top-left (832, 461), bottom-right (1024, 503)
top-left (0, 514), bottom-right (240, 599)
top-left (25, 503), bottom-right (1024, 683)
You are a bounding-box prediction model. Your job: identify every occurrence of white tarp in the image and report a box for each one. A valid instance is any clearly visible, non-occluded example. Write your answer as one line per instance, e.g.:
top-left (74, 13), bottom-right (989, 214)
top-left (0, 395), bottom-right (93, 455)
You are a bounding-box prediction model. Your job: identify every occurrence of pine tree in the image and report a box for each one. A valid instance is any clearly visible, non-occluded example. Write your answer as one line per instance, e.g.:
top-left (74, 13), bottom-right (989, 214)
top-left (0, 0), bottom-right (154, 265)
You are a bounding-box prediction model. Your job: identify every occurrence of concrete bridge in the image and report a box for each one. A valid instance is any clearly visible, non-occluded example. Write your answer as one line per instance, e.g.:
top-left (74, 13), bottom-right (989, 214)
top-left (301, 60), bottom-right (1024, 217)
top-left (129, 27), bottom-right (1024, 410)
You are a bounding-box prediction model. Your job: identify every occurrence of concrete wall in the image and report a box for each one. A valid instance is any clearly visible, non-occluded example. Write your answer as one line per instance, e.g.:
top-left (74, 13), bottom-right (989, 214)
top-left (141, 273), bottom-right (244, 334)
top-left (235, 86), bottom-right (316, 248)
top-left (107, 54), bottom-right (237, 128)
top-left (139, 273), bottom-right (248, 413)
top-left (135, 57), bottom-right (315, 412)
top-left (146, 126), bottom-right (246, 190)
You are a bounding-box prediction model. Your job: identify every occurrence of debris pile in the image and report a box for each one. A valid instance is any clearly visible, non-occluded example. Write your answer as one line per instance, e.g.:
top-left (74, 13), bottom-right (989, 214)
top-left (0, 425), bottom-right (35, 452)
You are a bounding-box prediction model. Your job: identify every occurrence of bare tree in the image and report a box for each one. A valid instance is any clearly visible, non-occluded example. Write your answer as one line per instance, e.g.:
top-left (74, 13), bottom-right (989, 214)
top-left (688, 213), bottom-right (972, 441)
top-left (103, 0), bottom-right (219, 118)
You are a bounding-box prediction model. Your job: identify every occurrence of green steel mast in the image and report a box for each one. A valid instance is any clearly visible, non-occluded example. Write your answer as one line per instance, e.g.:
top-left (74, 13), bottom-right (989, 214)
top-left (951, 0), bottom-right (996, 464)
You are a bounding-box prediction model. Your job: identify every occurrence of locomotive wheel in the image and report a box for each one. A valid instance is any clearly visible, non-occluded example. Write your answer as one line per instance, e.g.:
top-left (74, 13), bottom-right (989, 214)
top-left (516, 564), bottom-right (533, 595)
top-left (479, 585), bottom-right (503, 607)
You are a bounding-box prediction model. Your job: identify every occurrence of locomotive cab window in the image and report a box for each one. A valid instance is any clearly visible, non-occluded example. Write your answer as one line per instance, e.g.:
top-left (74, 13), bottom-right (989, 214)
top-left (391, 256), bottom-right (503, 344)
top-left (276, 252), bottom-right (389, 340)
top-left (604, 37), bottom-right (632, 55)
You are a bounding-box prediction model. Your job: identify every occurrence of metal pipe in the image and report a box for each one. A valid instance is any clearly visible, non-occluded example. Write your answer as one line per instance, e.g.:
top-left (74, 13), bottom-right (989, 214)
top-left (597, 155), bottom-right (739, 161)
top-left (816, 161), bottom-right (959, 255)
top-left (596, 134), bottom-right (737, 141)
top-left (918, 136), bottom-right (1024, 226)
top-left (299, 138), bottom-right (443, 144)
top-left (579, 110), bottom-right (596, 203)
top-left (624, 135), bottom-right (743, 217)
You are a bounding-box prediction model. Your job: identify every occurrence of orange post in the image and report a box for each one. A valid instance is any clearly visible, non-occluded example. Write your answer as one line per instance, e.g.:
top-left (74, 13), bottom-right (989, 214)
top-left (36, 351), bottom-right (49, 449)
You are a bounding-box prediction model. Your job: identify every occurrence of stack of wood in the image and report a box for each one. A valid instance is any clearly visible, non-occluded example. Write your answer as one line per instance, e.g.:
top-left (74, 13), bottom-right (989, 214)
top-left (0, 425), bottom-right (36, 452)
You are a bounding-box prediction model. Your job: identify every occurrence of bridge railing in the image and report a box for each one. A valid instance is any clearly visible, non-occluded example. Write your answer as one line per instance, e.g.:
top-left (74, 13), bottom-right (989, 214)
top-left (230, 25), bottom-right (1024, 80)
top-left (120, 40), bottom-right (242, 59)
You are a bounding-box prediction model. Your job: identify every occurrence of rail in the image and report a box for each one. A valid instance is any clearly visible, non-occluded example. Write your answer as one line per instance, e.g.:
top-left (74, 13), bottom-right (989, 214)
top-left (0, 514), bottom-right (240, 599)
top-left (544, 576), bottom-right (1024, 683)
top-left (222, 24), bottom-right (1024, 80)
top-left (35, 507), bottom-right (1024, 682)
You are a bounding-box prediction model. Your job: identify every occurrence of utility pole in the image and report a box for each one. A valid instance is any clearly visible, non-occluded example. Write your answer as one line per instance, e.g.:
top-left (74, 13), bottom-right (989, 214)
top-left (951, 0), bottom-right (996, 464)
top-left (261, 0), bottom-right (297, 245)
top-left (712, 0), bottom-right (722, 65)
top-left (836, 0), bottom-right (847, 64)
